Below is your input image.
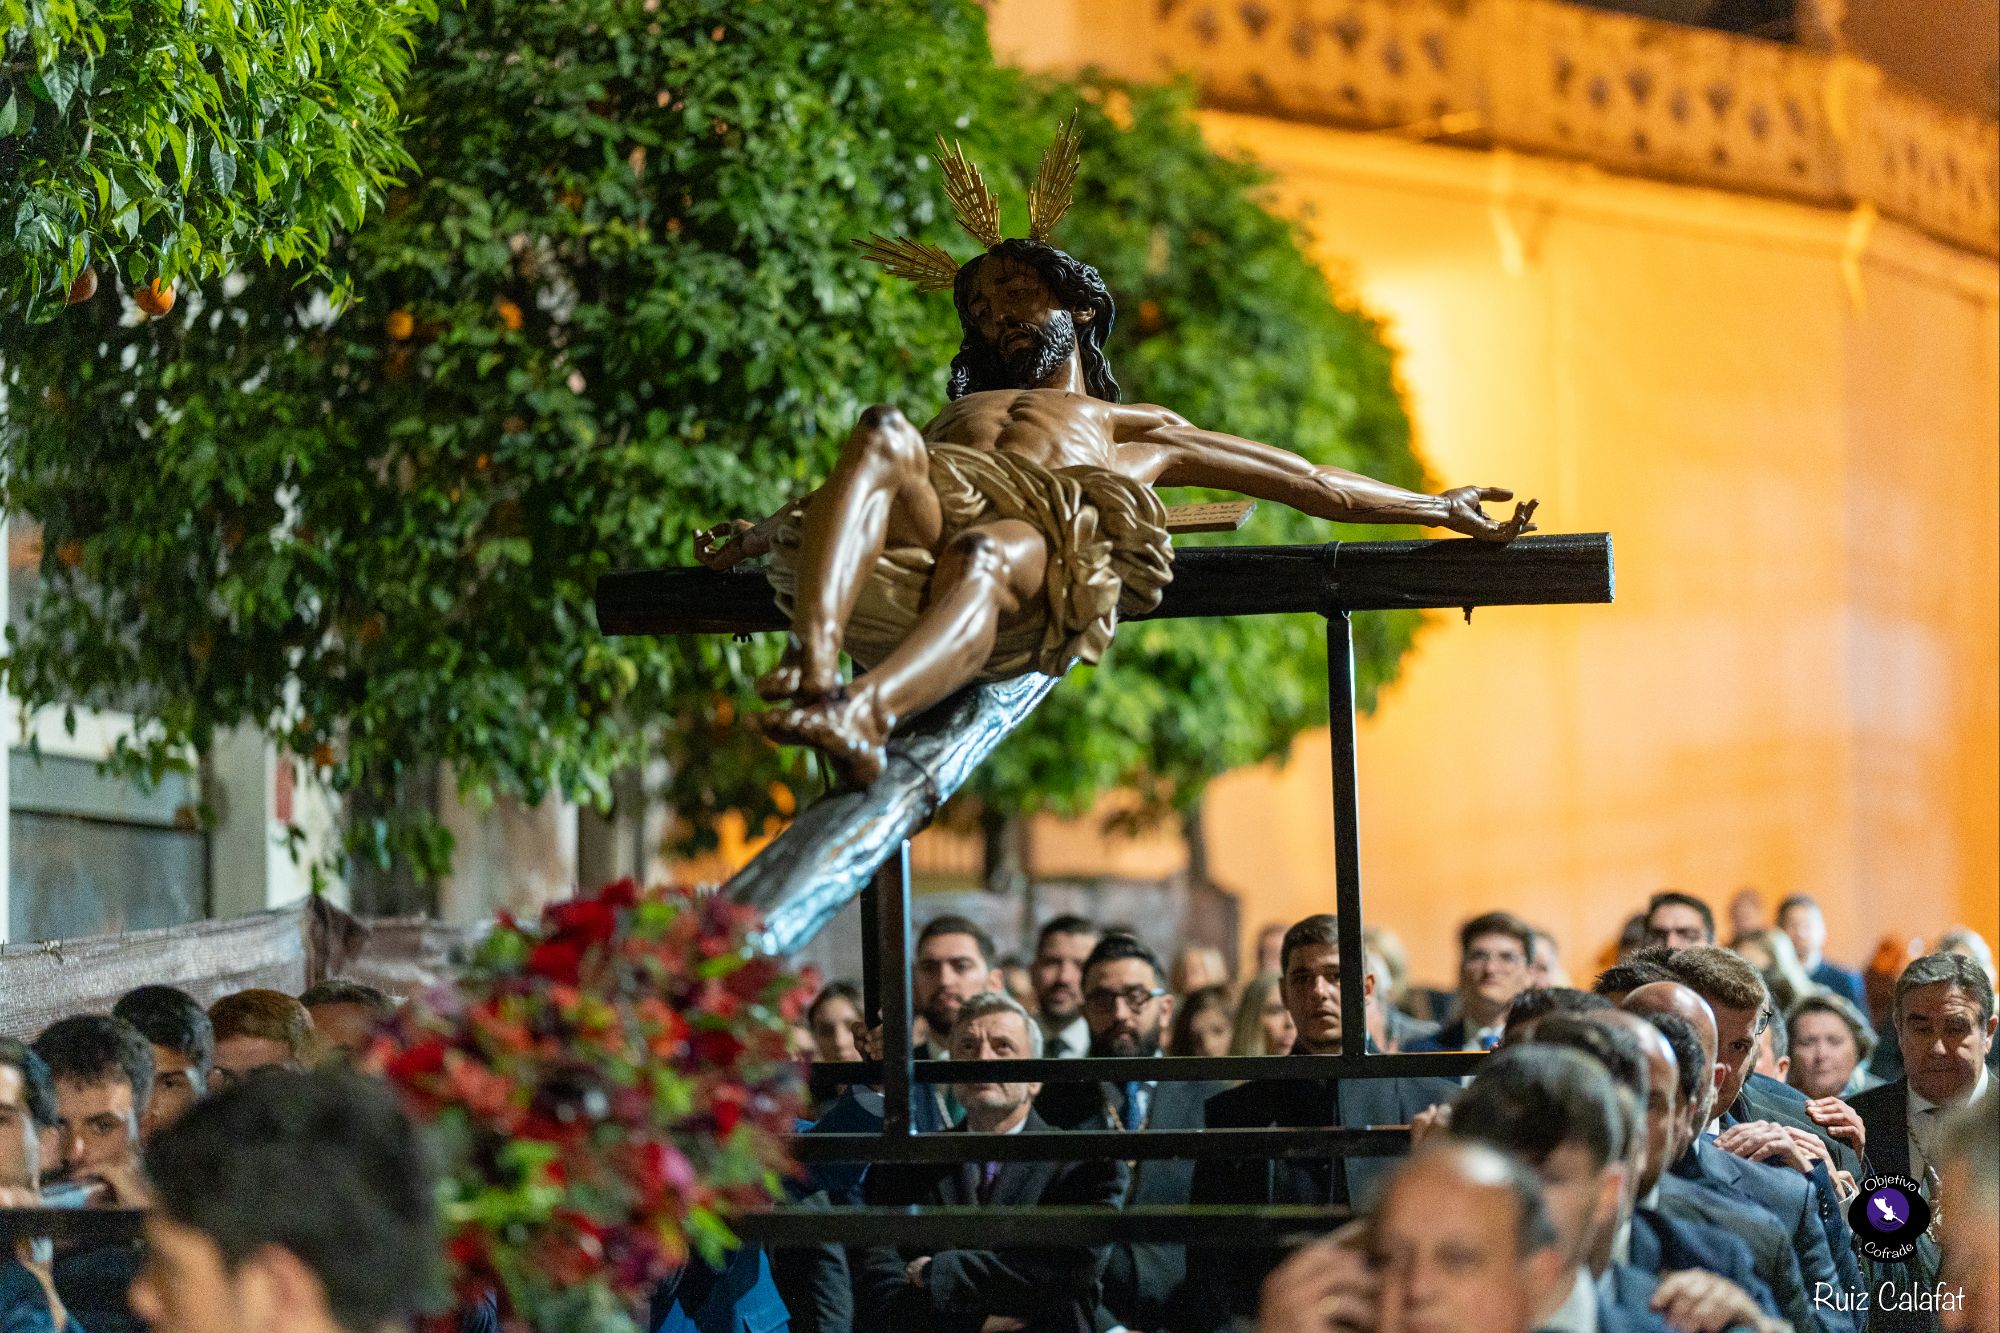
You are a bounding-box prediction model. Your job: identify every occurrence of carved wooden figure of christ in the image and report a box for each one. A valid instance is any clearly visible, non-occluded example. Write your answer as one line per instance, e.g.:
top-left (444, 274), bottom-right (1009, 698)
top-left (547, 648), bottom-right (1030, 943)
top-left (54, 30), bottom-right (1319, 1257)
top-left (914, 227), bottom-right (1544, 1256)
top-left (693, 127), bottom-right (1536, 784)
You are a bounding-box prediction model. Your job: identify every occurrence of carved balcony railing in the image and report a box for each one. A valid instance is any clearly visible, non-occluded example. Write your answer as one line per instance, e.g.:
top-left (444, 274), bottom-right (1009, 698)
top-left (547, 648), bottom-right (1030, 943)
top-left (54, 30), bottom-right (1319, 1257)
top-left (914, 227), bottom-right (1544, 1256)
top-left (1142, 0), bottom-right (1998, 257)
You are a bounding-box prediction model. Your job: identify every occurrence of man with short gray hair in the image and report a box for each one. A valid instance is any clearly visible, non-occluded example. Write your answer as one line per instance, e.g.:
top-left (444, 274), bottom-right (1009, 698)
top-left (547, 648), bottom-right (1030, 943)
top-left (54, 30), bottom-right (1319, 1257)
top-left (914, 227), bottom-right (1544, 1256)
top-left (1849, 953), bottom-right (1996, 1191)
top-left (857, 988), bottom-right (1126, 1333)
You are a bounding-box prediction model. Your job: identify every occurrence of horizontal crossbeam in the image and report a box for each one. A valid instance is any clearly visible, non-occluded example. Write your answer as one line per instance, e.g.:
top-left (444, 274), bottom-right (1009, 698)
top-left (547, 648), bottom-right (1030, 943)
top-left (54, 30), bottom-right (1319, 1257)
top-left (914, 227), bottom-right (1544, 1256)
top-left (735, 1204), bottom-right (1352, 1249)
top-left (790, 1125), bottom-right (1411, 1164)
top-left (0, 1207), bottom-right (144, 1244)
top-left (594, 532), bottom-right (1614, 636)
top-left (806, 1050), bottom-right (1483, 1084)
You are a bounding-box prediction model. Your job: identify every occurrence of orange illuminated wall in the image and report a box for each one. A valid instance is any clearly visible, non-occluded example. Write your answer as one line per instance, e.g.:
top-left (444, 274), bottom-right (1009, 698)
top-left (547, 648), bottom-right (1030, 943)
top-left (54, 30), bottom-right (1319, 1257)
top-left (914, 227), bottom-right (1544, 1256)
top-left (1027, 116), bottom-right (1999, 987)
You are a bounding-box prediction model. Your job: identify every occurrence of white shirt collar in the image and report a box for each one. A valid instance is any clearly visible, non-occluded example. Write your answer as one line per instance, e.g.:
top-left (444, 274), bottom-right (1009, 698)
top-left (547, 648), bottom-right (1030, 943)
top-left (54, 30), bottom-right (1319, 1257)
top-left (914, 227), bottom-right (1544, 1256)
top-left (1612, 1181), bottom-right (1661, 1268)
top-left (1540, 1267), bottom-right (1598, 1333)
top-left (1044, 1015), bottom-right (1091, 1058)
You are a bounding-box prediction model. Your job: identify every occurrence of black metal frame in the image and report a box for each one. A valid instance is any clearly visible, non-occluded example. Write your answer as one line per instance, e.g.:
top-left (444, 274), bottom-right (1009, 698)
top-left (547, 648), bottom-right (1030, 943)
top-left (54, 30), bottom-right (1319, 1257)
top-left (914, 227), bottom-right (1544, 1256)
top-left (0, 539), bottom-right (1609, 1250)
top-left (714, 539), bottom-right (1611, 1246)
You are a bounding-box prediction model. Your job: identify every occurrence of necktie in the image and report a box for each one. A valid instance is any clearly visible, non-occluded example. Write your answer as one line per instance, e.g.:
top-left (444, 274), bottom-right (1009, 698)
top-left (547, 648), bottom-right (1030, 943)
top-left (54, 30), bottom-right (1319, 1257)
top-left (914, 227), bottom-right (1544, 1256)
top-left (977, 1160), bottom-right (1000, 1203)
top-left (1119, 1081), bottom-right (1144, 1130)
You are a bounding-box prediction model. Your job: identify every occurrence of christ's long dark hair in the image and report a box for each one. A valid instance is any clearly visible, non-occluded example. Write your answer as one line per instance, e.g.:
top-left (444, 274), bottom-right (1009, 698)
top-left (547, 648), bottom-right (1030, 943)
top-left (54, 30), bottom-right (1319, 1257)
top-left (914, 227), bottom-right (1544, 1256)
top-left (947, 238), bottom-right (1119, 402)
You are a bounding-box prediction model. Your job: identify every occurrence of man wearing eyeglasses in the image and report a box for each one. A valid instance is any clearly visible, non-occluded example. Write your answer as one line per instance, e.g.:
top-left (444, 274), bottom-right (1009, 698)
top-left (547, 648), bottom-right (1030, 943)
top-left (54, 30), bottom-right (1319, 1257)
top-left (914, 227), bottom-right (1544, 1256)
top-left (1403, 911), bottom-right (1537, 1054)
top-left (1037, 934), bottom-right (1227, 1333)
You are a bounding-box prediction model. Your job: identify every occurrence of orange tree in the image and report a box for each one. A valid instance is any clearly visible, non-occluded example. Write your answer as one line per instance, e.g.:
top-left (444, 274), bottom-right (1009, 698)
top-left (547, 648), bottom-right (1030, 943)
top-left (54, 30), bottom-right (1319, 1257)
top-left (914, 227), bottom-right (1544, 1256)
top-left (1, 0), bottom-right (433, 319)
top-left (1, 0), bottom-right (1422, 890)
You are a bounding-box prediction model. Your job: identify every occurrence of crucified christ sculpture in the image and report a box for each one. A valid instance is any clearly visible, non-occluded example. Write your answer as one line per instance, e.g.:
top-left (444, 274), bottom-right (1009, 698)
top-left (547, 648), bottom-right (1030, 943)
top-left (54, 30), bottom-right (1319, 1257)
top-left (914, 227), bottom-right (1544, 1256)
top-left (694, 123), bottom-right (1536, 785)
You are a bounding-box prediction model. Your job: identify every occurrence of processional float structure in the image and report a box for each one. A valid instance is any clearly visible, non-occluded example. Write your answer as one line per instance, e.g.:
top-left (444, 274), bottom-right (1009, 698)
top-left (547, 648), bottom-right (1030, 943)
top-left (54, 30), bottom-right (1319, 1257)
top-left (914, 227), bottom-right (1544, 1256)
top-left (0, 531), bottom-right (1616, 1253)
top-left (594, 529), bottom-right (1613, 1251)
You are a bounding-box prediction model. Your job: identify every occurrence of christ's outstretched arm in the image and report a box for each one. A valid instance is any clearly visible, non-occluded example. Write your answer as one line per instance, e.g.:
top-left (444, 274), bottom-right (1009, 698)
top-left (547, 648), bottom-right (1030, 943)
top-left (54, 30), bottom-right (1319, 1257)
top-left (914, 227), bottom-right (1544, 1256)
top-left (1114, 404), bottom-right (1537, 543)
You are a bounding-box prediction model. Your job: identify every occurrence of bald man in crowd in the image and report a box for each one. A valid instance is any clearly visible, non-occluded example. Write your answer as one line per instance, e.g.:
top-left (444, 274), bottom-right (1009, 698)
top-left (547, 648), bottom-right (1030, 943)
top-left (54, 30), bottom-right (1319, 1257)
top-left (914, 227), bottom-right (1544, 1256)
top-left (1657, 949), bottom-right (1863, 1309)
top-left (1575, 1010), bottom-right (1783, 1324)
top-left (1622, 982), bottom-right (1832, 1333)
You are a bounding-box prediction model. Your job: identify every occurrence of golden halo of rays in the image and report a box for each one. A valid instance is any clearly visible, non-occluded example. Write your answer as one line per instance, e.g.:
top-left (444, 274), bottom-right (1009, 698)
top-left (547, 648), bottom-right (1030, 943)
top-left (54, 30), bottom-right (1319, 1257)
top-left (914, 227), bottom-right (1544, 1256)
top-left (853, 112), bottom-right (1085, 290)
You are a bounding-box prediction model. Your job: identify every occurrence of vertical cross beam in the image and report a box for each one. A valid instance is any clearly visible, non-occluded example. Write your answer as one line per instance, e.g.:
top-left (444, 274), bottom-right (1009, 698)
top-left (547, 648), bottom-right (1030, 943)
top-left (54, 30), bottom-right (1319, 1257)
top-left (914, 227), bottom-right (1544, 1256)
top-left (860, 875), bottom-right (882, 1028)
top-left (1326, 613), bottom-right (1369, 1058)
top-left (875, 842), bottom-right (916, 1136)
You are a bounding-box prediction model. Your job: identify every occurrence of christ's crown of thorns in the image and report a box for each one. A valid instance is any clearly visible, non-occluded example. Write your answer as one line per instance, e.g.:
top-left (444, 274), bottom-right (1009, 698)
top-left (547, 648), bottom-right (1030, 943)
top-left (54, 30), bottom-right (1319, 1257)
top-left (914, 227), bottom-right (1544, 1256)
top-left (853, 112), bottom-right (1082, 292)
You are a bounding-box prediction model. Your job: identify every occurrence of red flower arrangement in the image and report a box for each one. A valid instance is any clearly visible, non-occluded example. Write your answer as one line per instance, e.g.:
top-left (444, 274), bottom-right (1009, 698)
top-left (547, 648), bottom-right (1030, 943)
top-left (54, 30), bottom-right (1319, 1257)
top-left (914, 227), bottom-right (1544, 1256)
top-left (379, 878), bottom-right (813, 1333)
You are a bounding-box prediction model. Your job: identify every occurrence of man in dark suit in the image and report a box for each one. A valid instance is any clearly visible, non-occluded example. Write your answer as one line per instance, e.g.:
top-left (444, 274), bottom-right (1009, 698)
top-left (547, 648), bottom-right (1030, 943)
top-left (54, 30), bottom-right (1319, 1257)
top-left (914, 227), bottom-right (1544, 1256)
top-left (1034, 934), bottom-right (1225, 1333)
top-left (1777, 894), bottom-right (1870, 1014)
top-left (1403, 911), bottom-right (1536, 1054)
top-left (1447, 1043), bottom-right (1684, 1332)
top-left (1580, 1009), bottom-right (1782, 1321)
top-left (1848, 954), bottom-right (1995, 1333)
top-left (1522, 1012), bottom-right (1795, 1331)
top-left (1850, 952), bottom-right (1996, 1184)
top-left (1186, 915), bottom-right (1456, 1331)
top-left (1660, 947), bottom-right (1863, 1302)
top-left (1623, 988), bottom-right (1834, 1333)
top-left (858, 990), bottom-right (1127, 1333)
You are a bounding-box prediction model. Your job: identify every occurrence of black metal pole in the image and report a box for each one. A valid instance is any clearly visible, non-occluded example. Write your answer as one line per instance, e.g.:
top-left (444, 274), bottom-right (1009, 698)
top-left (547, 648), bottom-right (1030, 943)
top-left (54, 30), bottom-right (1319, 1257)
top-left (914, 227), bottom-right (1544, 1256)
top-left (1326, 613), bottom-right (1368, 1059)
top-left (860, 871), bottom-right (882, 1025)
top-left (876, 842), bottom-right (915, 1136)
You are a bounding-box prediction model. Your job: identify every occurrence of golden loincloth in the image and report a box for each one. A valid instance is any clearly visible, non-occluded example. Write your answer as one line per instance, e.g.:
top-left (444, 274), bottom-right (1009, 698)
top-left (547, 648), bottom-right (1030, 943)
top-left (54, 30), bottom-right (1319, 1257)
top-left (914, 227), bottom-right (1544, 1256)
top-left (766, 444), bottom-right (1174, 679)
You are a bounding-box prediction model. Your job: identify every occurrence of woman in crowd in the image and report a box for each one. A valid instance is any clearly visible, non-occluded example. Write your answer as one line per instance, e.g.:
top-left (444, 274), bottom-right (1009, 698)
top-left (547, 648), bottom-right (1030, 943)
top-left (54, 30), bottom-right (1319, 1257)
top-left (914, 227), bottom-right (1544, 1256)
top-left (805, 981), bottom-right (864, 1109)
top-left (1169, 983), bottom-right (1235, 1058)
top-left (1730, 926), bottom-right (1818, 1014)
top-left (1785, 992), bottom-right (1878, 1099)
top-left (1230, 971), bottom-right (1294, 1057)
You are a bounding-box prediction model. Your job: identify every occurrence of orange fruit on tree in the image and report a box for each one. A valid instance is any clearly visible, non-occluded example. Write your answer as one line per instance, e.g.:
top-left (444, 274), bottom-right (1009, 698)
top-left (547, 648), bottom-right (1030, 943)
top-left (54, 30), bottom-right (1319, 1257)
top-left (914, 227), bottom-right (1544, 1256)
top-left (135, 277), bottom-right (176, 317)
top-left (495, 298), bottom-right (523, 331)
top-left (385, 309), bottom-right (415, 340)
top-left (55, 540), bottom-right (85, 569)
top-left (66, 268), bottom-right (98, 304)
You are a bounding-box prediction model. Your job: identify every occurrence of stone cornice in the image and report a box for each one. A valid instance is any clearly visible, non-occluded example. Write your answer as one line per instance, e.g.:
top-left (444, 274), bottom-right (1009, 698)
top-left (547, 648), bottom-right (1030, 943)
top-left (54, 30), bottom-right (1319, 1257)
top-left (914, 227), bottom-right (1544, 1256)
top-left (1139, 0), bottom-right (1998, 257)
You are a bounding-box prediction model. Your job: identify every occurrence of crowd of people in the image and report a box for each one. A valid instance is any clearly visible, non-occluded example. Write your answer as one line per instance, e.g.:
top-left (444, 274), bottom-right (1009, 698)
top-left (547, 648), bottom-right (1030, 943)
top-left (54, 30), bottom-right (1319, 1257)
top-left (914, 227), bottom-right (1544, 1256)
top-left (0, 891), bottom-right (1992, 1333)
top-left (0, 978), bottom-right (476, 1333)
top-left (785, 894), bottom-right (1997, 1333)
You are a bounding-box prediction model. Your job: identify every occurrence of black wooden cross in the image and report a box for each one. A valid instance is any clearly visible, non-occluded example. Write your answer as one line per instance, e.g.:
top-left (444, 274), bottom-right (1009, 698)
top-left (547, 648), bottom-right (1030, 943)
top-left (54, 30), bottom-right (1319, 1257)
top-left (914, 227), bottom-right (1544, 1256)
top-left (596, 532), bottom-right (1612, 1149)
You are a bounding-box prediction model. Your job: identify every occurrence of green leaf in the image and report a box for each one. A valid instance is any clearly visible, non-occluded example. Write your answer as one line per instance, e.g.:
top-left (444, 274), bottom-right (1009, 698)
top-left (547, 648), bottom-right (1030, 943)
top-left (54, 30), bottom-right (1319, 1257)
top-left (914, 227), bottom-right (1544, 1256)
top-left (40, 62), bottom-right (78, 118)
top-left (208, 139), bottom-right (237, 195)
top-left (0, 93), bottom-right (17, 137)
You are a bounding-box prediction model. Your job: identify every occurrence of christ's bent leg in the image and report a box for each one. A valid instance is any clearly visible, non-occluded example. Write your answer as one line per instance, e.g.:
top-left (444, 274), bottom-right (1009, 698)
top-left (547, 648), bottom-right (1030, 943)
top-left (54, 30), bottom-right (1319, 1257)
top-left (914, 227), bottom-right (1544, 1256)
top-left (757, 520), bottom-right (1048, 785)
top-left (767, 405), bottom-right (944, 704)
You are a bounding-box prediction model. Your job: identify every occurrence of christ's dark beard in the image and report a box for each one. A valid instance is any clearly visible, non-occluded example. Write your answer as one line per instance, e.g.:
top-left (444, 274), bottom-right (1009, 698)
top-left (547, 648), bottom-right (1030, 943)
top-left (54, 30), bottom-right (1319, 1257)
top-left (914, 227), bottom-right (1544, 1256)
top-left (997, 311), bottom-right (1077, 388)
